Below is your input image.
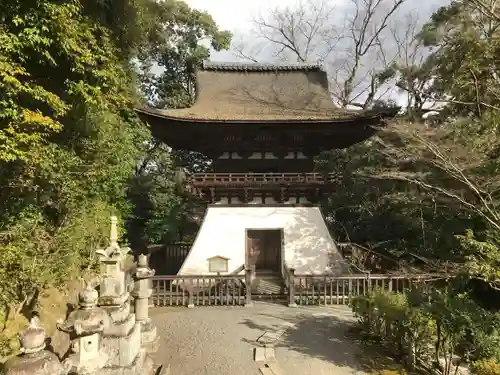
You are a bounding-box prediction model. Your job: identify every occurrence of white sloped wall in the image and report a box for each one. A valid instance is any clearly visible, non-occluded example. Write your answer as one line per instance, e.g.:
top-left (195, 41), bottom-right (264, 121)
top-left (178, 206), bottom-right (344, 275)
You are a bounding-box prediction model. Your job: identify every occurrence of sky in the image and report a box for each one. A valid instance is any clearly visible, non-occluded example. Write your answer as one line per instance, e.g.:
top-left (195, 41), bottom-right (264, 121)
top-left (182, 0), bottom-right (448, 108)
top-left (185, 0), bottom-right (448, 62)
top-left (186, 0), bottom-right (447, 31)
top-left (186, 0), bottom-right (296, 31)
top-left (185, 0), bottom-right (300, 61)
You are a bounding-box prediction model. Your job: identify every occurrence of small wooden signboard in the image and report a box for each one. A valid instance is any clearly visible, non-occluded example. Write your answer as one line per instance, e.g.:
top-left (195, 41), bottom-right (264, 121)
top-left (208, 255), bottom-right (229, 273)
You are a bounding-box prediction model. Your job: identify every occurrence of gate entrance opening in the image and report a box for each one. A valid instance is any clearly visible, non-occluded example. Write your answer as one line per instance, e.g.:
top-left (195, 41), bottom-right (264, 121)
top-left (245, 229), bottom-right (283, 273)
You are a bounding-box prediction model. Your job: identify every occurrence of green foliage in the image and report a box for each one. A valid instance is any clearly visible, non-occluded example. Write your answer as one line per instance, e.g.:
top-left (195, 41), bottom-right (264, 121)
top-left (126, 141), bottom-right (180, 248)
top-left (138, 0), bottom-right (231, 108)
top-left (456, 230), bottom-right (500, 289)
top-left (0, 202), bottom-right (117, 306)
top-left (0, 0), bottom-right (155, 355)
top-left (352, 288), bottom-right (500, 374)
top-left (418, 1), bottom-right (500, 117)
top-left (0, 0), bottom-right (142, 161)
top-left (316, 134), bottom-right (474, 270)
top-left (126, 0), bottom-right (231, 248)
top-left (81, 0), bottom-right (166, 60)
top-left (0, 0), bottom-right (232, 344)
top-left (471, 358), bottom-right (500, 375)
top-left (352, 288), bottom-right (436, 361)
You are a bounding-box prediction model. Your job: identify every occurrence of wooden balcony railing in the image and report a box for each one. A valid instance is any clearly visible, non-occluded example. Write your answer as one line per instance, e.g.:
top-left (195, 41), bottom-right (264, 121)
top-left (186, 172), bottom-right (335, 186)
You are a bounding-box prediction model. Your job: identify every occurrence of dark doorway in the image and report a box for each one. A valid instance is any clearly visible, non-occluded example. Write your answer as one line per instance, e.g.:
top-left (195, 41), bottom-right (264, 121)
top-left (246, 229), bottom-right (282, 273)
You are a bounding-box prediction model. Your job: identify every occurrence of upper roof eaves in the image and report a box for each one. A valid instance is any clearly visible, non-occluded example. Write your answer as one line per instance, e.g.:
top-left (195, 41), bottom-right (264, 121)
top-left (201, 60), bottom-right (324, 72)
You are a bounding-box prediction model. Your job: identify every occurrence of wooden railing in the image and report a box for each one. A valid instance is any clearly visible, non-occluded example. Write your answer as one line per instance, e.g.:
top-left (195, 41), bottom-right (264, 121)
top-left (290, 274), bottom-right (434, 306)
top-left (149, 272), bottom-right (438, 308)
top-left (186, 172), bottom-right (335, 185)
top-left (150, 267), bottom-right (254, 307)
top-left (147, 244), bottom-right (190, 276)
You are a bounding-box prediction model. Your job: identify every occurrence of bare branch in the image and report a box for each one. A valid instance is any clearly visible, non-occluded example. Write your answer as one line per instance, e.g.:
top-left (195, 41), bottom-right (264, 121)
top-left (371, 122), bottom-right (500, 234)
top-left (396, 82), bottom-right (500, 112)
top-left (232, 38), bottom-right (260, 62)
top-left (337, 0), bottom-right (406, 107)
top-left (467, 0), bottom-right (500, 22)
top-left (237, 0), bottom-right (434, 109)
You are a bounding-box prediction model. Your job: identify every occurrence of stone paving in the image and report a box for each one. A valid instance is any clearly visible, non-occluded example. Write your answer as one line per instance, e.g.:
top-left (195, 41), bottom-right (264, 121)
top-left (150, 303), bottom-right (368, 375)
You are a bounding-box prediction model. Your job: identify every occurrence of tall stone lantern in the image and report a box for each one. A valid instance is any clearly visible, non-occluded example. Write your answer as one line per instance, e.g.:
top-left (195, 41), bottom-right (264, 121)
top-left (95, 216), bottom-right (143, 371)
top-left (1, 317), bottom-right (70, 375)
top-left (131, 254), bottom-right (159, 353)
top-left (57, 283), bottom-right (109, 374)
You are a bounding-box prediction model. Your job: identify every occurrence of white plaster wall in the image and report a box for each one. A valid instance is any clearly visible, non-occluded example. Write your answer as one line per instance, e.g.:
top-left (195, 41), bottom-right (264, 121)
top-left (178, 206), bottom-right (344, 276)
top-left (214, 197), bottom-right (229, 204)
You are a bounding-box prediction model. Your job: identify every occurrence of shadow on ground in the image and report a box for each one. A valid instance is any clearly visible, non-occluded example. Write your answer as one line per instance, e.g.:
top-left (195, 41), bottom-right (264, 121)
top-left (239, 311), bottom-right (364, 372)
top-left (151, 304), bottom-right (373, 375)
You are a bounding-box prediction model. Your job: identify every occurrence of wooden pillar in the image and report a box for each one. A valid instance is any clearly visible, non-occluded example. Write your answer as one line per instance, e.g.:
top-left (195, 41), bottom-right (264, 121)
top-left (288, 268), bottom-right (297, 307)
top-left (280, 188), bottom-right (285, 203)
top-left (187, 287), bottom-right (194, 308)
top-left (314, 188), bottom-right (320, 203)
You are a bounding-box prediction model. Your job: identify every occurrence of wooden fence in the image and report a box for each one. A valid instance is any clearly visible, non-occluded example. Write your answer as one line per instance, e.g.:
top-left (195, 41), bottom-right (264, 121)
top-left (151, 275), bottom-right (247, 307)
top-left (148, 244), bottom-right (190, 275)
top-left (149, 269), bottom-right (438, 308)
top-left (290, 273), bottom-right (433, 306)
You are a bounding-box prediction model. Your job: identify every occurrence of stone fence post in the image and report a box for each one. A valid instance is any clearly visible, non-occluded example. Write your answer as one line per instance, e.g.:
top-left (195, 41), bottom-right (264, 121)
top-left (245, 265), bottom-right (255, 307)
top-left (132, 254), bottom-right (159, 353)
top-left (288, 268), bottom-right (297, 307)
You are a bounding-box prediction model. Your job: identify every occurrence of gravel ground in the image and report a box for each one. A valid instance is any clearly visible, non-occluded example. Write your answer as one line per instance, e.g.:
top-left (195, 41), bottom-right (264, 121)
top-left (150, 303), bottom-right (367, 375)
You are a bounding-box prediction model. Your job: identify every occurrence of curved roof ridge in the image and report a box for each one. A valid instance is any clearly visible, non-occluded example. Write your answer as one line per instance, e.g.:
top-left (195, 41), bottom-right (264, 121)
top-left (201, 60), bottom-right (324, 72)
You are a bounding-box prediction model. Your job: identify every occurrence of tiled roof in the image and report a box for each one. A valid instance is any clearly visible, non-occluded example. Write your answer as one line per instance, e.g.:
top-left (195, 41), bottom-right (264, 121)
top-left (136, 61), bottom-right (399, 123)
top-left (201, 61), bottom-right (323, 72)
top-left (136, 105), bottom-right (399, 123)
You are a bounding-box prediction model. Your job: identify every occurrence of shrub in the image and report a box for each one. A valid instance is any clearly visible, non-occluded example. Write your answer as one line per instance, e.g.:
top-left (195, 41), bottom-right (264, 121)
top-left (351, 288), bottom-right (500, 374)
top-left (471, 358), bottom-right (500, 375)
top-left (352, 288), bottom-right (435, 361)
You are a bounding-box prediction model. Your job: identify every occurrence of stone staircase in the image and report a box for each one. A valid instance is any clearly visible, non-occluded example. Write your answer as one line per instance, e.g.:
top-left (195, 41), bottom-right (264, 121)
top-left (251, 272), bottom-right (288, 302)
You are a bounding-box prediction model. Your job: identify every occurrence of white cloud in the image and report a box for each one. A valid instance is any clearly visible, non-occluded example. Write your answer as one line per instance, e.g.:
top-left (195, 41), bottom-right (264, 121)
top-left (185, 0), bottom-right (301, 31)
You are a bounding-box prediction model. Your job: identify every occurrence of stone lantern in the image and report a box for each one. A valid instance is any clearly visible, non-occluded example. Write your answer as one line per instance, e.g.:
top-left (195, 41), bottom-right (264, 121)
top-left (131, 254), bottom-right (159, 353)
top-left (1, 317), bottom-right (70, 375)
top-left (57, 283), bottom-right (109, 374)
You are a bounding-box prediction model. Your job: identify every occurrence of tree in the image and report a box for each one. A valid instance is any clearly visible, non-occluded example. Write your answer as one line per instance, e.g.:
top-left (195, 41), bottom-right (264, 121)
top-left (233, 0), bottom-right (342, 63)
top-left (390, 10), bottom-right (435, 119)
top-left (126, 0), bottom-right (231, 248)
top-left (234, 0), bottom-right (409, 108)
top-left (0, 0), bottom-right (231, 356)
top-left (416, 0), bottom-right (500, 116)
top-left (364, 0), bottom-right (500, 288)
top-left (138, 0), bottom-right (231, 108)
top-left (0, 0), bottom-right (155, 348)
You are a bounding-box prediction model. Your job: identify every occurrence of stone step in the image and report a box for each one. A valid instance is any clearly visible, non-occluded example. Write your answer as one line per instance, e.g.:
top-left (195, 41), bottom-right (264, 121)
top-left (251, 277), bottom-right (287, 295)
